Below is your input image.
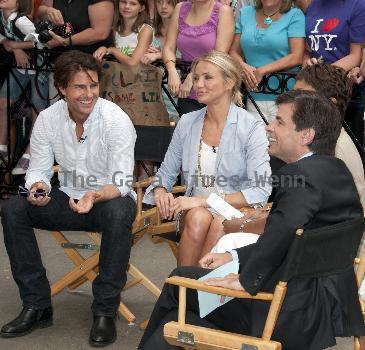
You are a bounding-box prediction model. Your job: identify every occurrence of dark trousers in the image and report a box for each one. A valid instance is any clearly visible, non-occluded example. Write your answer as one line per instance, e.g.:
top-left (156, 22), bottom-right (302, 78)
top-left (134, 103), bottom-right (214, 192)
top-left (138, 267), bottom-right (252, 350)
top-left (1, 188), bottom-right (136, 317)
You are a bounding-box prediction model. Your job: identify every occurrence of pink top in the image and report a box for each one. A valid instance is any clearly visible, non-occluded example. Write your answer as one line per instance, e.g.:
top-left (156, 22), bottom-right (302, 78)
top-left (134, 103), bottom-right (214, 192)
top-left (177, 1), bottom-right (222, 99)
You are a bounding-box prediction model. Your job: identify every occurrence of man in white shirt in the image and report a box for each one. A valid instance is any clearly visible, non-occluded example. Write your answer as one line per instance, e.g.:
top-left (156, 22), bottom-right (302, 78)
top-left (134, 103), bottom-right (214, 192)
top-left (0, 50), bottom-right (137, 347)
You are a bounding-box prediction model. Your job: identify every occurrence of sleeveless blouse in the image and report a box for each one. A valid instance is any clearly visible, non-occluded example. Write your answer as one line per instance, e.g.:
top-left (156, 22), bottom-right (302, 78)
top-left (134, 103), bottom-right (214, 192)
top-left (177, 1), bottom-right (221, 62)
top-left (177, 1), bottom-right (222, 99)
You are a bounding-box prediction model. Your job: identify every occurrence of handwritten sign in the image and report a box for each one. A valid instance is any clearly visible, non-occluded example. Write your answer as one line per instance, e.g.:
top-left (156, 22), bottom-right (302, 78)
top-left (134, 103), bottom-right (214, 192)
top-left (100, 61), bottom-right (170, 126)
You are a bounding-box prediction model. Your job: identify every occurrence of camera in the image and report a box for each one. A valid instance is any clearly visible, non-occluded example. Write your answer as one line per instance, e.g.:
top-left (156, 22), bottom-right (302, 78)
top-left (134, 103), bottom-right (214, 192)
top-left (35, 21), bottom-right (74, 43)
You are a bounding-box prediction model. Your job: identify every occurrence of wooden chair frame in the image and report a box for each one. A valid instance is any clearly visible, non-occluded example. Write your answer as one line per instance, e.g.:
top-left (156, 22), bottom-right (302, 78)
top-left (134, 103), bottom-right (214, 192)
top-left (50, 179), bottom-right (161, 324)
top-left (164, 222), bottom-right (365, 350)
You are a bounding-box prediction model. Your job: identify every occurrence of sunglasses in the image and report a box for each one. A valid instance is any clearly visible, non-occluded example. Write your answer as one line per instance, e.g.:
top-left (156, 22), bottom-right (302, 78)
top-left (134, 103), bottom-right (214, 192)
top-left (18, 186), bottom-right (47, 198)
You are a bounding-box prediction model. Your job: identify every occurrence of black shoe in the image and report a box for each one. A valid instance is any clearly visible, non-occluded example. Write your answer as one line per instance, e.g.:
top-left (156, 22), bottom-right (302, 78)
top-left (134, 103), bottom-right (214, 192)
top-left (89, 316), bottom-right (117, 347)
top-left (0, 306), bottom-right (53, 338)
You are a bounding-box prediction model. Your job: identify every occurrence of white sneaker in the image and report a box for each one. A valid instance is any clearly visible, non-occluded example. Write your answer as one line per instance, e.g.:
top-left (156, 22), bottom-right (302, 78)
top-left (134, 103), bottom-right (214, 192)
top-left (12, 154), bottom-right (30, 175)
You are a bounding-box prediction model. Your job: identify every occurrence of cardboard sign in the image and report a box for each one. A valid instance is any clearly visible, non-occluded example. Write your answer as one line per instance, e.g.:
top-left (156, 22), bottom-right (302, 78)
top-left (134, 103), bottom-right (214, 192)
top-left (100, 60), bottom-right (170, 126)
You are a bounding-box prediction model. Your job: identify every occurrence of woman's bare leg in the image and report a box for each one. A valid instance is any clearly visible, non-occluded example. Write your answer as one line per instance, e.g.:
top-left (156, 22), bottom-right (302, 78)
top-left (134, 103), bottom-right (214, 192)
top-left (178, 207), bottom-right (213, 267)
top-left (200, 215), bottom-right (225, 259)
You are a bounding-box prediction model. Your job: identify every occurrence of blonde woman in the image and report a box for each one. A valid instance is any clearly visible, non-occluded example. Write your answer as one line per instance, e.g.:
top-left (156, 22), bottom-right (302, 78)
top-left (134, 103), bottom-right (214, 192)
top-left (143, 51), bottom-right (271, 266)
top-left (229, 0), bottom-right (305, 122)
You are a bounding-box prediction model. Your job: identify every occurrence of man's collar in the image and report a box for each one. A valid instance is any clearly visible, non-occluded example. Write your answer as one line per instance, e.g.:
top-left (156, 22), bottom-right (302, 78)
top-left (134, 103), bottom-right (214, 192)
top-left (297, 151), bottom-right (314, 161)
top-left (62, 98), bottom-right (100, 124)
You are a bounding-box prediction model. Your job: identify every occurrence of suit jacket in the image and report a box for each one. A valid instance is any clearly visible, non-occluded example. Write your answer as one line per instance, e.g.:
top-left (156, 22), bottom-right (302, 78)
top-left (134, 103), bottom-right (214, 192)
top-left (143, 103), bottom-right (271, 205)
top-left (236, 154), bottom-right (365, 349)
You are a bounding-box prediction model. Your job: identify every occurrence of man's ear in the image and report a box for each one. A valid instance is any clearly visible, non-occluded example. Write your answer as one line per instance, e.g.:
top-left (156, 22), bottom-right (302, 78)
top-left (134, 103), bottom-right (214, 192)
top-left (59, 86), bottom-right (66, 98)
top-left (301, 128), bottom-right (315, 146)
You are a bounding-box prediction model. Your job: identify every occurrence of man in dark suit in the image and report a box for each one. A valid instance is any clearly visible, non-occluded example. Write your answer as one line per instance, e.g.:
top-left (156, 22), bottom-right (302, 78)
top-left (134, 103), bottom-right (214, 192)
top-left (138, 90), bottom-right (365, 350)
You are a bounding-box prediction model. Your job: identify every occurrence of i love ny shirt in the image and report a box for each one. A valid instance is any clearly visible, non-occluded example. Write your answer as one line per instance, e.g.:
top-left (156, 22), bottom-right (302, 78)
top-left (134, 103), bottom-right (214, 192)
top-left (305, 0), bottom-right (365, 64)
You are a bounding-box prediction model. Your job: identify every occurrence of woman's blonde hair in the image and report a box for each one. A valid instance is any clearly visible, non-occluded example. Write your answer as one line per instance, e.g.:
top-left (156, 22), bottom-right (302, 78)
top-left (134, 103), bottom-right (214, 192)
top-left (255, 0), bottom-right (293, 13)
top-left (191, 50), bottom-right (243, 107)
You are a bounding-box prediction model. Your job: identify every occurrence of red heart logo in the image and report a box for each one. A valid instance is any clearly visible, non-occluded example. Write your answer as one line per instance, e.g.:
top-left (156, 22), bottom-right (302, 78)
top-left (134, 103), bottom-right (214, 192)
top-left (323, 18), bottom-right (340, 32)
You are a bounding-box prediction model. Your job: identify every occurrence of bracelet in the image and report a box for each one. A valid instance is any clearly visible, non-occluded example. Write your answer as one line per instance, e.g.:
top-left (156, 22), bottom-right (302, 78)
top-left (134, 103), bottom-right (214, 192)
top-left (239, 218), bottom-right (252, 232)
top-left (164, 59), bottom-right (176, 66)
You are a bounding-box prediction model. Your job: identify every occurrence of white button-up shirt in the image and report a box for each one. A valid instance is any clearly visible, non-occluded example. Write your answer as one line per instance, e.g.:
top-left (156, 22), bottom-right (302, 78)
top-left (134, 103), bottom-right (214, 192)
top-left (25, 98), bottom-right (137, 200)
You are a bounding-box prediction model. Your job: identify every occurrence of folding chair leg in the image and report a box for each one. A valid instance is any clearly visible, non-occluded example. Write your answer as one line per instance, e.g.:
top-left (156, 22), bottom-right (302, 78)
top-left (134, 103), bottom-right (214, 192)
top-left (127, 263), bottom-right (161, 297)
top-left (51, 253), bottom-right (100, 296)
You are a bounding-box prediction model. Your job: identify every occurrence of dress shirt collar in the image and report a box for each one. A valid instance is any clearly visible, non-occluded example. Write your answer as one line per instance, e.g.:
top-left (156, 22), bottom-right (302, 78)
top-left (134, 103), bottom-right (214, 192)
top-left (62, 97), bottom-right (101, 125)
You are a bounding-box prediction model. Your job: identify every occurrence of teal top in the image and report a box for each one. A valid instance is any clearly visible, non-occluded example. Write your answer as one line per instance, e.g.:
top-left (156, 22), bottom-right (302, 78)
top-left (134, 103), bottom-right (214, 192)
top-left (235, 6), bottom-right (305, 101)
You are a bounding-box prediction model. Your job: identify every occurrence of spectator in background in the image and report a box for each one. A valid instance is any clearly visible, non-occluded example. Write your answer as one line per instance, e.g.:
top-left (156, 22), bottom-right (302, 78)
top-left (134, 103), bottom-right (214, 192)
top-left (0, 0), bottom-right (49, 175)
top-left (297, 0), bottom-right (365, 147)
top-left (231, 0), bottom-right (255, 18)
top-left (163, 0), bottom-right (234, 115)
top-left (143, 51), bottom-right (271, 267)
top-left (141, 0), bottom-right (181, 122)
top-left (37, 0), bottom-right (114, 53)
top-left (37, 0), bottom-right (114, 103)
top-left (94, 0), bottom-right (153, 66)
top-left (230, 0), bottom-right (305, 123)
top-left (295, 64), bottom-right (365, 206)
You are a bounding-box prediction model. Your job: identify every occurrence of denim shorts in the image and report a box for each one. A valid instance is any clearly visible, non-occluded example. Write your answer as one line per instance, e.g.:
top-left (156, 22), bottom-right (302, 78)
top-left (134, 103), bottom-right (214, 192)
top-left (0, 68), bottom-right (49, 110)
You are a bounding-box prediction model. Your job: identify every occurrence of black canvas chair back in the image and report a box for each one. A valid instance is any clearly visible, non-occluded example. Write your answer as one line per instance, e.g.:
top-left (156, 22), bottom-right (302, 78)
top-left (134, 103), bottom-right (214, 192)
top-left (281, 218), bottom-right (365, 282)
top-left (134, 125), bottom-right (174, 163)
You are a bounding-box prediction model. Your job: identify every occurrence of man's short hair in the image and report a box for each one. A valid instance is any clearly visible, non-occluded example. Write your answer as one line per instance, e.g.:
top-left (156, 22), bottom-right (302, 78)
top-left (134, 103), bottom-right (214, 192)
top-left (296, 64), bottom-right (353, 118)
top-left (54, 50), bottom-right (102, 96)
top-left (276, 90), bottom-right (342, 156)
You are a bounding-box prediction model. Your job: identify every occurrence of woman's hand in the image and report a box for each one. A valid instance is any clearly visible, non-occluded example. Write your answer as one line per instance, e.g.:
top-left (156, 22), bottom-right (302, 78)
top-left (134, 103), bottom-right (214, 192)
top-left (45, 7), bottom-right (64, 25)
top-left (93, 46), bottom-right (108, 62)
top-left (168, 69), bottom-right (181, 97)
top-left (13, 49), bottom-right (30, 69)
top-left (146, 45), bottom-right (161, 54)
top-left (154, 187), bottom-right (175, 220)
top-left (141, 52), bottom-right (160, 65)
top-left (305, 57), bottom-right (320, 66)
top-left (253, 68), bottom-right (264, 86)
top-left (348, 66), bottom-right (364, 84)
top-left (241, 62), bottom-right (258, 91)
top-left (46, 30), bottom-right (67, 48)
top-left (178, 73), bottom-right (193, 98)
top-left (172, 196), bottom-right (206, 219)
top-left (2, 39), bottom-right (16, 52)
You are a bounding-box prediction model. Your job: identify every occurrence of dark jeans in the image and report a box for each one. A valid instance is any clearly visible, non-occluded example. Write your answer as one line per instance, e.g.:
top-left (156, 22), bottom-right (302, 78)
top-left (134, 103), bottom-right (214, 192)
top-left (1, 188), bottom-right (136, 317)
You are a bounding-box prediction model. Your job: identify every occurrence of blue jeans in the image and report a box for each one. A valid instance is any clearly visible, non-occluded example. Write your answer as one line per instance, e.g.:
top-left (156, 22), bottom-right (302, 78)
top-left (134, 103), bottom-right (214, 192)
top-left (1, 189), bottom-right (136, 316)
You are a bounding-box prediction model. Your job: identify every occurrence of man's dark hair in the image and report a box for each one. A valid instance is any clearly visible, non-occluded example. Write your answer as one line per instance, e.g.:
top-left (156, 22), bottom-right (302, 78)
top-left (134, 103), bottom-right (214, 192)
top-left (276, 90), bottom-right (342, 156)
top-left (54, 50), bottom-right (102, 97)
top-left (296, 64), bottom-right (353, 118)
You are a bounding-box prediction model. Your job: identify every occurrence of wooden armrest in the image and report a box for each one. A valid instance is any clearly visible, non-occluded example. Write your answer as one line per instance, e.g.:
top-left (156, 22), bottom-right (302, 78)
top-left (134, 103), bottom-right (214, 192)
top-left (133, 177), bottom-right (156, 189)
top-left (171, 185), bottom-right (186, 194)
top-left (165, 276), bottom-right (273, 301)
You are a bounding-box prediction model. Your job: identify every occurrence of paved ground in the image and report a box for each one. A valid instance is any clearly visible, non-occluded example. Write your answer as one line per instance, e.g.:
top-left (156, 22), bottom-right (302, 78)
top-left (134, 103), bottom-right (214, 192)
top-left (0, 216), bottom-right (358, 349)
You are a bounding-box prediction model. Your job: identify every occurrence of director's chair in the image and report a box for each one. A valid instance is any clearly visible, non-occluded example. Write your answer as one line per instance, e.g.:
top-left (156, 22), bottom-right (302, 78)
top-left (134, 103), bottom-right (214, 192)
top-left (164, 218), bottom-right (365, 350)
top-left (50, 178), bottom-right (161, 324)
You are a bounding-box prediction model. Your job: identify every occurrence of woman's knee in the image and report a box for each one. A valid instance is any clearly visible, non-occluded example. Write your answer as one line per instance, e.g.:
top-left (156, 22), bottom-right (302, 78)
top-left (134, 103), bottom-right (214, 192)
top-left (183, 208), bottom-right (212, 242)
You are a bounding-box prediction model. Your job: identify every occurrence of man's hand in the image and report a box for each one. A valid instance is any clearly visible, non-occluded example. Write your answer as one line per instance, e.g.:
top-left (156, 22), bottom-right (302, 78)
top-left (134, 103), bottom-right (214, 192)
top-left (69, 192), bottom-right (101, 214)
top-left (205, 273), bottom-right (244, 303)
top-left (199, 252), bottom-right (233, 269)
top-left (28, 182), bottom-right (51, 207)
